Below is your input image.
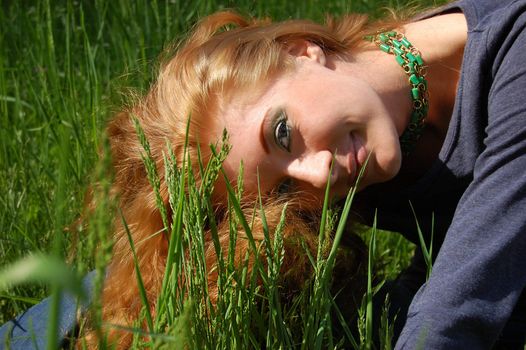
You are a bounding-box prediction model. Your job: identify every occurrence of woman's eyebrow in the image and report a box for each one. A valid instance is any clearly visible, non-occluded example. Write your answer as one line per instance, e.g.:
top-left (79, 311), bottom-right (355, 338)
top-left (259, 107), bottom-right (272, 154)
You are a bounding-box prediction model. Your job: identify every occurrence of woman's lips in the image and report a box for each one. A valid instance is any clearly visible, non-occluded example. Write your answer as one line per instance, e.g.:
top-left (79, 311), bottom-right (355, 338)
top-left (353, 134), bottom-right (368, 167)
top-left (346, 133), bottom-right (358, 187)
top-left (347, 133), bottom-right (368, 187)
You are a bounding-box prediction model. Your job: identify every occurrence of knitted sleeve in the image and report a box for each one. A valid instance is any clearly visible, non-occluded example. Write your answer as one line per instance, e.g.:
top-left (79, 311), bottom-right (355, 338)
top-left (396, 7), bottom-right (526, 350)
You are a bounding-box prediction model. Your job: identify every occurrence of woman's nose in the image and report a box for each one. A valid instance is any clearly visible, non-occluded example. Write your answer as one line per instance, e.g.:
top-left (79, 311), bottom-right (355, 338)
top-left (286, 150), bottom-right (337, 189)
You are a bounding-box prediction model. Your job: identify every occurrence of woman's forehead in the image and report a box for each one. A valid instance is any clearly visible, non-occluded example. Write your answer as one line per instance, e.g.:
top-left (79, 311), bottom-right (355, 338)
top-left (220, 67), bottom-right (298, 115)
top-left (216, 78), bottom-right (281, 125)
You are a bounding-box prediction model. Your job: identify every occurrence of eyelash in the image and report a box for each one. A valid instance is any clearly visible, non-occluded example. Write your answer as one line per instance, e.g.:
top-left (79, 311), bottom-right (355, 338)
top-left (273, 111), bottom-right (291, 152)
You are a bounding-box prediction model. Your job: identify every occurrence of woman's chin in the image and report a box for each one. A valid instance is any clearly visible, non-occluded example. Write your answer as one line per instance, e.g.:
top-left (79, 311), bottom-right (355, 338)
top-left (366, 146), bottom-right (402, 186)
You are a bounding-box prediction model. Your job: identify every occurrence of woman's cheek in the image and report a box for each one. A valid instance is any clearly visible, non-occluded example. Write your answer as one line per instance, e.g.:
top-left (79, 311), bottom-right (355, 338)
top-left (375, 145), bottom-right (402, 180)
top-left (366, 126), bottom-right (402, 184)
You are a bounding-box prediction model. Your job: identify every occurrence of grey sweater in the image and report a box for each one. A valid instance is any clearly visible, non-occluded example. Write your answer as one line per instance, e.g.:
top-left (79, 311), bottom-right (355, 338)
top-left (358, 0), bottom-right (526, 348)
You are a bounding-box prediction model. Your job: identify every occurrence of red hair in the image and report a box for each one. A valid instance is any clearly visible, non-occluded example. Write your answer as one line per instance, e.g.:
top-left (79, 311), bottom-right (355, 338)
top-left (81, 10), bottom-right (401, 348)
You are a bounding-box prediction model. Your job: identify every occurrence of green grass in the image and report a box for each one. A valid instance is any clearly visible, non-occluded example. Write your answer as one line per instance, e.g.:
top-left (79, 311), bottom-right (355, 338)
top-left (0, 0), bottom-right (446, 348)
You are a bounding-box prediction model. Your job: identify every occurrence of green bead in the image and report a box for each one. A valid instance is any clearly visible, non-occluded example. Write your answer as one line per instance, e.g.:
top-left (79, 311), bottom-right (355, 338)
top-left (411, 88), bottom-right (420, 100)
top-left (401, 37), bottom-right (411, 48)
top-left (395, 55), bottom-right (405, 66)
top-left (386, 31), bottom-right (397, 37)
top-left (415, 55), bottom-right (424, 65)
top-left (406, 52), bottom-right (416, 62)
top-left (392, 40), bottom-right (402, 49)
top-left (378, 33), bottom-right (389, 43)
top-left (409, 74), bottom-right (420, 85)
top-left (379, 44), bottom-right (390, 53)
top-left (393, 47), bottom-right (403, 56)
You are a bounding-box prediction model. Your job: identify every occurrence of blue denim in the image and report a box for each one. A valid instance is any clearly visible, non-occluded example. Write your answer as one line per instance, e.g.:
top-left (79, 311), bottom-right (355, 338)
top-left (0, 271), bottom-right (96, 350)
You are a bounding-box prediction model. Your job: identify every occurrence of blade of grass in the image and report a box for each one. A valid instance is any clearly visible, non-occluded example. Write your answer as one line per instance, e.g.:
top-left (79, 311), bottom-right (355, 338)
top-left (409, 202), bottom-right (434, 279)
top-left (119, 208), bottom-right (155, 344)
top-left (365, 212), bottom-right (378, 350)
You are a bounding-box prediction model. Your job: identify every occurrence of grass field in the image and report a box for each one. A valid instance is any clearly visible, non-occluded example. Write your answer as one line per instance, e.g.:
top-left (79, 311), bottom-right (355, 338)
top-left (1, 0), bottom-right (447, 348)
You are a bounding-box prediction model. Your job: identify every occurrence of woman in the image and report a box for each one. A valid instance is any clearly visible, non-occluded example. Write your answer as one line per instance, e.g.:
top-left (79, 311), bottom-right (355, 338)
top-left (2, 0), bottom-right (525, 348)
top-left (187, 0), bottom-right (525, 348)
top-left (197, 1), bottom-right (526, 347)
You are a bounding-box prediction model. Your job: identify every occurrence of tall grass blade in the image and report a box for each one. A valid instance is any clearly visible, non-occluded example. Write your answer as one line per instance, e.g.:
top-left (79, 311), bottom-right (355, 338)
top-left (365, 212), bottom-right (378, 350)
top-left (119, 209), bottom-right (155, 344)
top-left (409, 202), bottom-right (434, 279)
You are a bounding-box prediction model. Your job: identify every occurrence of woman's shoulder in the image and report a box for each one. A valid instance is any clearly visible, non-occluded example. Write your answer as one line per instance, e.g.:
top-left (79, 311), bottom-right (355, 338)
top-left (415, 0), bottom-right (525, 32)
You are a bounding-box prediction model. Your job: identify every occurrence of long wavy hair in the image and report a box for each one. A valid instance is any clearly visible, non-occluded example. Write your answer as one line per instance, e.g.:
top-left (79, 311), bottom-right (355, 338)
top-left (82, 10), bottom-right (406, 348)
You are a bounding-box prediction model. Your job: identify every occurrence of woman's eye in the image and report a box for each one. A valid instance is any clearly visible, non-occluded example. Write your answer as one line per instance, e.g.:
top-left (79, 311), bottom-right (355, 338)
top-left (274, 114), bottom-right (291, 152)
top-left (276, 178), bottom-right (294, 195)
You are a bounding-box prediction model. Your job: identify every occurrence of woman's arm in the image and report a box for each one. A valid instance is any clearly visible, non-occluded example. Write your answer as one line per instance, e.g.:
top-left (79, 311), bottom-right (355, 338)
top-left (0, 271), bottom-right (96, 349)
top-left (396, 16), bottom-right (526, 349)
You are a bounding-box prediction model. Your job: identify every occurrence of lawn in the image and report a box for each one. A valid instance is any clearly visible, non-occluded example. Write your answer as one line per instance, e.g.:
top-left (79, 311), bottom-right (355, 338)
top-left (1, 0), bottom-right (446, 348)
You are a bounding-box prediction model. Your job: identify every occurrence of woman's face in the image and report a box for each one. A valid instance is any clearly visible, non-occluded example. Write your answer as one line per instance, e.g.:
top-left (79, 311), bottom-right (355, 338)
top-left (210, 44), bottom-right (402, 203)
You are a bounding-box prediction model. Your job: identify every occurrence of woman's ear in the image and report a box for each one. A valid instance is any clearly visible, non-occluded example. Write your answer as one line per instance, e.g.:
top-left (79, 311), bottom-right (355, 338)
top-left (286, 40), bottom-right (327, 66)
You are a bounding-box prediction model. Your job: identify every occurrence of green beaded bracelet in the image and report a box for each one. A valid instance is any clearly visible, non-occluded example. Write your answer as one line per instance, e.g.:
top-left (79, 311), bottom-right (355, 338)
top-left (365, 31), bottom-right (429, 155)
